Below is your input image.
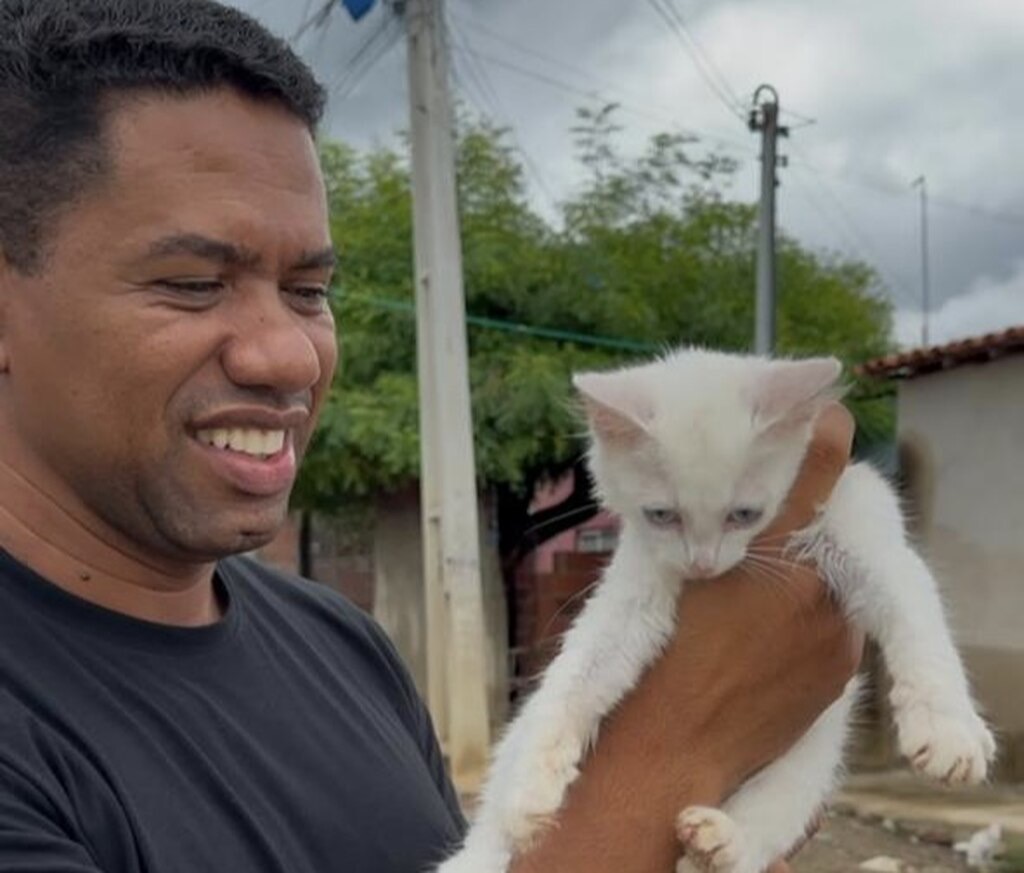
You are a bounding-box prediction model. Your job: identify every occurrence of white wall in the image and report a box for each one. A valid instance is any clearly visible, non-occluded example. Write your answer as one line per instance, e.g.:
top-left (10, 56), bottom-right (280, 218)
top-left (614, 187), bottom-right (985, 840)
top-left (372, 488), bottom-right (510, 732)
top-left (897, 354), bottom-right (1024, 744)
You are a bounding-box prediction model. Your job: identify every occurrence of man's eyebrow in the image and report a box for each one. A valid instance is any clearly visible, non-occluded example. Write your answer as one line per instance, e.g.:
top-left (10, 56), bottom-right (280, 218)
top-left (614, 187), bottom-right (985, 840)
top-left (143, 235), bottom-right (336, 273)
top-left (144, 234), bottom-right (262, 269)
top-left (292, 246), bottom-right (337, 271)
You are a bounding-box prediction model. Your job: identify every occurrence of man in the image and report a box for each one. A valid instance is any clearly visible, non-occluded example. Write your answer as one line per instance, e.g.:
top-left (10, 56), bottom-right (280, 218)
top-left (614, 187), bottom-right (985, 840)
top-left (0, 1), bottom-right (859, 870)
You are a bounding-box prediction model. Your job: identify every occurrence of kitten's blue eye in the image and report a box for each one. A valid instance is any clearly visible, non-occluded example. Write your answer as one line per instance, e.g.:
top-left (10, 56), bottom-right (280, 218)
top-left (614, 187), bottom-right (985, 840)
top-left (727, 507), bottom-right (764, 527)
top-left (643, 508), bottom-right (681, 527)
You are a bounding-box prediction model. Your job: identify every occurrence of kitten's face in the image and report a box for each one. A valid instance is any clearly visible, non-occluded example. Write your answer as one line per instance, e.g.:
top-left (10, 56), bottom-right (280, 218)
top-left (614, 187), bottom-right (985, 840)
top-left (576, 350), bottom-right (840, 579)
top-left (597, 427), bottom-right (802, 577)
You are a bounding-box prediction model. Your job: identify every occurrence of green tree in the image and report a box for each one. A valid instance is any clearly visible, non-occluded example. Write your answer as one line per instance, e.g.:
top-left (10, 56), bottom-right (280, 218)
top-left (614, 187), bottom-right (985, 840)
top-left (294, 107), bottom-right (895, 571)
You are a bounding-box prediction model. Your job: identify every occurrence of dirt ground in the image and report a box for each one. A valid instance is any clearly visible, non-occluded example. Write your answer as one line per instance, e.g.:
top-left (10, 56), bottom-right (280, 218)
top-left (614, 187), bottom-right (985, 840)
top-left (792, 810), bottom-right (971, 873)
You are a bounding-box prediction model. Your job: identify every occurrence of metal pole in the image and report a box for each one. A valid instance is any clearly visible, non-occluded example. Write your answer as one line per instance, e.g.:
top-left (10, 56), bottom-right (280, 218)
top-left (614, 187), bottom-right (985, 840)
top-left (912, 176), bottom-right (931, 346)
top-left (749, 85), bottom-right (787, 355)
top-left (405, 0), bottom-right (491, 790)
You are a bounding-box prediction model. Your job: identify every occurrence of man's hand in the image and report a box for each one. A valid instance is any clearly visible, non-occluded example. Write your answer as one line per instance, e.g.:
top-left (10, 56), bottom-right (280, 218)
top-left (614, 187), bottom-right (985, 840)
top-left (512, 404), bottom-right (860, 873)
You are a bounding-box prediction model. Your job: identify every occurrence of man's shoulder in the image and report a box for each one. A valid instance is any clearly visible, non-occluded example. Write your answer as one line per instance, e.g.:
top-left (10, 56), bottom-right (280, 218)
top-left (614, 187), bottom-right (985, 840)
top-left (219, 556), bottom-right (415, 699)
top-left (219, 554), bottom-right (373, 635)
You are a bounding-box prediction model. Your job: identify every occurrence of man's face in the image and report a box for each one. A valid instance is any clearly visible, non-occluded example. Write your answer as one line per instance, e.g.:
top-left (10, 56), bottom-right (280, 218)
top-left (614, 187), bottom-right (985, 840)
top-left (0, 89), bottom-right (338, 562)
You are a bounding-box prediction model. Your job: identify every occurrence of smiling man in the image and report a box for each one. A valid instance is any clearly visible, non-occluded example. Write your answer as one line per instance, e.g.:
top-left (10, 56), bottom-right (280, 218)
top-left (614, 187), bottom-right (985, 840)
top-left (0, 2), bottom-right (860, 872)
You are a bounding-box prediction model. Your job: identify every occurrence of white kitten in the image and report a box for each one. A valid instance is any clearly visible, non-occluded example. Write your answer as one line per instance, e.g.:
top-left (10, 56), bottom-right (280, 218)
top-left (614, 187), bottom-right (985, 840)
top-left (436, 348), bottom-right (995, 873)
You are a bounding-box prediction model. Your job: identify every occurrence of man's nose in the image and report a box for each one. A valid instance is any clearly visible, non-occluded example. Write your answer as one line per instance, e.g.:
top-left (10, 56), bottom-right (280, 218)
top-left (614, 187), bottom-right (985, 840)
top-left (221, 286), bottom-right (323, 394)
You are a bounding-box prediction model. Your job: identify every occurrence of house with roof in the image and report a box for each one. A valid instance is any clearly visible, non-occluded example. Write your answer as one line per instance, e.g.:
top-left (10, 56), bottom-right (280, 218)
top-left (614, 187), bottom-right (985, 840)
top-left (861, 326), bottom-right (1024, 779)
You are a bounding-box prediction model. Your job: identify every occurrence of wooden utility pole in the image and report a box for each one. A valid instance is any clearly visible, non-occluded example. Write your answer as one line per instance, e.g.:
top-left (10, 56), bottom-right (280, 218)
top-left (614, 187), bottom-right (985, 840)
top-left (404, 0), bottom-right (491, 790)
top-left (749, 84), bottom-right (788, 355)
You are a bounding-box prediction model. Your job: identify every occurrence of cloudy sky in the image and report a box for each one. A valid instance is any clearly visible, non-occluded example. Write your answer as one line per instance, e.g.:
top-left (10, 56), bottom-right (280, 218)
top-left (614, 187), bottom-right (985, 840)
top-left (233, 0), bottom-right (1024, 349)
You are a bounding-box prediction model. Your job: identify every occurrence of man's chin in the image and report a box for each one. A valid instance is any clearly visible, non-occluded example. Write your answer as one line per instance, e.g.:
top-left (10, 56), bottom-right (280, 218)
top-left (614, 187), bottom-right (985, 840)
top-left (228, 528), bottom-right (281, 555)
top-left (177, 504), bottom-right (291, 560)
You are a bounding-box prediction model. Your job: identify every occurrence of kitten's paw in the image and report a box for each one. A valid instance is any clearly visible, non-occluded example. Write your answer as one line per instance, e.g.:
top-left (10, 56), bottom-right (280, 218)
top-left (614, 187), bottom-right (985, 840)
top-left (676, 806), bottom-right (748, 873)
top-left (498, 732), bottom-right (584, 848)
top-left (896, 702), bottom-right (995, 784)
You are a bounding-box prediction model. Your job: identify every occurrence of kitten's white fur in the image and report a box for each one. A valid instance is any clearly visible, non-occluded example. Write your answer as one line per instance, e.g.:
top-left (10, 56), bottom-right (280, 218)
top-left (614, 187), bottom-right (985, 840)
top-left (436, 348), bottom-right (994, 873)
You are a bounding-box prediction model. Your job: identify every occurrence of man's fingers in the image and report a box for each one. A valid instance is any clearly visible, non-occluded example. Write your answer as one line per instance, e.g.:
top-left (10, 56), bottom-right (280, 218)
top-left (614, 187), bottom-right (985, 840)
top-left (759, 402), bottom-right (854, 539)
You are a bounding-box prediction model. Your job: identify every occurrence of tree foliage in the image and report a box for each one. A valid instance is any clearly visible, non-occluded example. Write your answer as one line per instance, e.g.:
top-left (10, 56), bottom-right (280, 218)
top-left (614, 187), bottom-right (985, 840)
top-left (292, 107), bottom-right (895, 526)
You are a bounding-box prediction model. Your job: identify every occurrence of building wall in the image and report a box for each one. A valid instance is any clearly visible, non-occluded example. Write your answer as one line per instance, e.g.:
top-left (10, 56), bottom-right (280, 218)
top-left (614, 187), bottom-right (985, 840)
top-left (525, 472), bottom-right (619, 574)
top-left (372, 487), bottom-right (510, 732)
top-left (255, 512), bottom-right (301, 575)
top-left (897, 355), bottom-right (1024, 775)
top-left (256, 512), bottom-right (375, 611)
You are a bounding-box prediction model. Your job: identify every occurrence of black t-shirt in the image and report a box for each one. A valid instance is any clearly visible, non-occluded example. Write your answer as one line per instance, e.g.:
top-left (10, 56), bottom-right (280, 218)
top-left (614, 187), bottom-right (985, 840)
top-left (0, 550), bottom-right (465, 872)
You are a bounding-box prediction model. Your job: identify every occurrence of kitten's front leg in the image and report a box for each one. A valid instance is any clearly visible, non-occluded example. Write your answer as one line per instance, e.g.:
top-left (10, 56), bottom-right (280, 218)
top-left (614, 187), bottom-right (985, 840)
top-left (489, 674), bottom-right (592, 846)
top-left (480, 566), bottom-right (681, 855)
top-left (814, 463), bottom-right (995, 784)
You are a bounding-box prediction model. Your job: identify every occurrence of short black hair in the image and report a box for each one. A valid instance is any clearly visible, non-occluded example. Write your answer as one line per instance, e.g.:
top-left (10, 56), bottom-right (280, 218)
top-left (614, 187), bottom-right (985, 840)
top-left (0, 0), bottom-right (326, 273)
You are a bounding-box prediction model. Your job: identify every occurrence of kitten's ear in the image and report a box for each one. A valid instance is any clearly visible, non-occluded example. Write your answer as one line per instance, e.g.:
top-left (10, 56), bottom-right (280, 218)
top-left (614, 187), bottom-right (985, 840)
top-left (573, 370), bottom-right (652, 447)
top-left (753, 357), bottom-right (843, 436)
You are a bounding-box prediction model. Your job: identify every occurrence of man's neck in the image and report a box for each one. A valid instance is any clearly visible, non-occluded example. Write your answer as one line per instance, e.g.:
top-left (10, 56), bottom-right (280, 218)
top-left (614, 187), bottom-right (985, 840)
top-left (0, 457), bottom-right (220, 627)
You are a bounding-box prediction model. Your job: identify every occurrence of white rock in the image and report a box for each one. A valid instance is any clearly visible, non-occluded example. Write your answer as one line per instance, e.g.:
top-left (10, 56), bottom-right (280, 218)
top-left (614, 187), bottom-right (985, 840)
top-left (859, 856), bottom-right (903, 873)
top-left (953, 823), bottom-right (1003, 869)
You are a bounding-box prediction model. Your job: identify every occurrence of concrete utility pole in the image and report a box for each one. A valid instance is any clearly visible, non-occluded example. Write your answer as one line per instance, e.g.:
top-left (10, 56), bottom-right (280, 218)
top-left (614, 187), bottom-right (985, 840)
top-left (912, 175), bottom-right (931, 346)
top-left (748, 85), bottom-right (788, 355)
top-left (404, 0), bottom-right (491, 790)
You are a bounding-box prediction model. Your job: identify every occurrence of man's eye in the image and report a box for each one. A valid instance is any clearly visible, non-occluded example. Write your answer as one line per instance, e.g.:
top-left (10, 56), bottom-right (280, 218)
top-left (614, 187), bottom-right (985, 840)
top-left (642, 507), bottom-right (681, 527)
top-left (726, 507), bottom-right (764, 527)
top-left (286, 285), bottom-right (331, 311)
top-left (157, 280), bottom-right (224, 294)
top-left (289, 285), bottom-right (329, 300)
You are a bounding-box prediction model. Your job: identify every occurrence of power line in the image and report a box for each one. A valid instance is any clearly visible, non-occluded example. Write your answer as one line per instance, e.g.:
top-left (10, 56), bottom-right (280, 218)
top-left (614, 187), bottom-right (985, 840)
top-left (787, 144), bottom-right (920, 305)
top-left (292, 0), bottom-right (334, 43)
top-left (662, 0), bottom-right (743, 104)
top-left (930, 193), bottom-right (1024, 227)
top-left (447, 20), bottom-right (560, 211)
top-left (456, 43), bottom-right (753, 159)
top-left (458, 46), bottom-right (670, 128)
top-left (297, 0), bottom-right (317, 34)
top-left (790, 156), bottom-right (1024, 227)
top-left (328, 12), bottom-right (404, 101)
top-left (454, 12), bottom-right (722, 137)
top-left (338, 289), bottom-right (659, 353)
top-left (459, 7), bottom-right (1021, 232)
top-left (645, 0), bottom-right (746, 123)
top-left (660, 0), bottom-right (746, 113)
top-left (289, 0), bottom-right (402, 104)
top-left (787, 171), bottom-right (919, 307)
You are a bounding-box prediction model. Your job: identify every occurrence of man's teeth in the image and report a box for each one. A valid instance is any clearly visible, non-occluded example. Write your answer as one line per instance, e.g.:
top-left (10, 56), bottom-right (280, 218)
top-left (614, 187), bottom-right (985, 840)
top-left (195, 428), bottom-right (286, 457)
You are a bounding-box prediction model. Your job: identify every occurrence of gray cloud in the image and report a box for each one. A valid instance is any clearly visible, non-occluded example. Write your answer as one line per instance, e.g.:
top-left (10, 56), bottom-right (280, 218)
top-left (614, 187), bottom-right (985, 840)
top-left (231, 0), bottom-right (1024, 348)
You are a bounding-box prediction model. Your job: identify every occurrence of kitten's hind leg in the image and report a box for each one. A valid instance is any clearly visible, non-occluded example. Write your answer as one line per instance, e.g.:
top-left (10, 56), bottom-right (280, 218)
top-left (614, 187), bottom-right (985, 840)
top-left (676, 681), bottom-right (857, 873)
top-left (814, 463), bottom-right (995, 785)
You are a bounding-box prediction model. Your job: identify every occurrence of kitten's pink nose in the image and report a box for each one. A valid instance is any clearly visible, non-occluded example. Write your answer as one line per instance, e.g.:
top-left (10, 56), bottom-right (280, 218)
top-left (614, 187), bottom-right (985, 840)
top-left (691, 560), bottom-right (715, 578)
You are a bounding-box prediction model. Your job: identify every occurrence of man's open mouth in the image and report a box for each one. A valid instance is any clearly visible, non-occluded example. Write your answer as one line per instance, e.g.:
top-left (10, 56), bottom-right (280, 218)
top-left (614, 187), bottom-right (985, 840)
top-left (194, 428), bottom-right (286, 460)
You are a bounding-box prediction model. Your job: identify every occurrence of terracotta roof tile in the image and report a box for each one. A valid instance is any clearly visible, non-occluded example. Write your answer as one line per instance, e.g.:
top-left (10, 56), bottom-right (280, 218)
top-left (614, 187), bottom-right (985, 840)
top-left (858, 325), bottom-right (1024, 380)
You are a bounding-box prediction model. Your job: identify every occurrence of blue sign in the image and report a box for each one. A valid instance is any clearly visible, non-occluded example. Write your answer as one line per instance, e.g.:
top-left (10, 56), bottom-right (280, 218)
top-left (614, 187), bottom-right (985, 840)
top-left (341, 0), bottom-right (375, 20)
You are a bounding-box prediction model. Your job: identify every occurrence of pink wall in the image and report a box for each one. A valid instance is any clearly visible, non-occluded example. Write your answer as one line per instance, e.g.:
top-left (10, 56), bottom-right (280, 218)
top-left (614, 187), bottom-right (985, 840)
top-left (522, 472), bottom-right (619, 573)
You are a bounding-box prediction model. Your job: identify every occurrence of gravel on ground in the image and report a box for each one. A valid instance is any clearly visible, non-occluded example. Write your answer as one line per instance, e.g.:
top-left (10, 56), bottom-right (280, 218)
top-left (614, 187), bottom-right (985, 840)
top-left (793, 810), bottom-right (972, 873)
